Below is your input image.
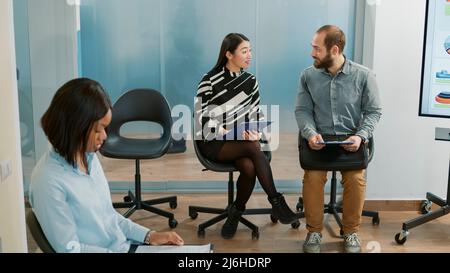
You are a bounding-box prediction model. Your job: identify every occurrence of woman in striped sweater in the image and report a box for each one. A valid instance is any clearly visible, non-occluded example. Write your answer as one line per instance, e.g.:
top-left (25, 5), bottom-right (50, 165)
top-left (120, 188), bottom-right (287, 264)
top-left (194, 33), bottom-right (299, 239)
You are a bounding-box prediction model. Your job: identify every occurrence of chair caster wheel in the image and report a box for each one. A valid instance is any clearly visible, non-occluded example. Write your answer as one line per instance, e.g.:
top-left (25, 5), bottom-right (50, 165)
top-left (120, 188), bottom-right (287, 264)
top-left (296, 197), bottom-right (304, 212)
top-left (270, 214), bottom-right (278, 223)
top-left (170, 201), bottom-right (177, 209)
top-left (189, 212), bottom-right (198, 220)
top-left (198, 229), bottom-right (205, 238)
top-left (372, 216), bottom-right (380, 225)
top-left (291, 221), bottom-right (300, 229)
top-left (124, 196), bottom-right (132, 202)
top-left (395, 231), bottom-right (408, 245)
top-left (252, 231), bottom-right (260, 240)
top-left (169, 219), bottom-right (178, 229)
top-left (420, 200), bottom-right (432, 214)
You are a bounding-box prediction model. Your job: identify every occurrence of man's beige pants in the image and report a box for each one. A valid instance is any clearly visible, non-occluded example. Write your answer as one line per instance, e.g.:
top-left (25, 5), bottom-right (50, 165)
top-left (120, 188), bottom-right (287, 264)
top-left (302, 169), bottom-right (366, 234)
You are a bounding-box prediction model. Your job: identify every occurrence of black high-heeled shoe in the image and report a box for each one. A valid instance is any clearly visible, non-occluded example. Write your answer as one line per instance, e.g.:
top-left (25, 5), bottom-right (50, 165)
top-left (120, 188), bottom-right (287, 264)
top-left (268, 194), bottom-right (300, 224)
top-left (221, 204), bottom-right (244, 239)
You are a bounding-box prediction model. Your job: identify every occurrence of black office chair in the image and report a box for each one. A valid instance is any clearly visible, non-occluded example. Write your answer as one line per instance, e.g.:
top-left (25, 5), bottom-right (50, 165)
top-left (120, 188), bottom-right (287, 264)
top-left (100, 89), bottom-right (177, 228)
top-left (296, 134), bottom-right (380, 236)
top-left (26, 210), bottom-right (55, 253)
top-left (189, 138), bottom-right (300, 239)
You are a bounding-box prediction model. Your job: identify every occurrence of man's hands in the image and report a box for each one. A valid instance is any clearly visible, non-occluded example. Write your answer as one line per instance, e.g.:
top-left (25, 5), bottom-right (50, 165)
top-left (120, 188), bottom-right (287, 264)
top-left (148, 231), bottom-right (184, 246)
top-left (308, 134), bottom-right (325, 150)
top-left (341, 135), bottom-right (362, 152)
top-left (308, 134), bottom-right (362, 153)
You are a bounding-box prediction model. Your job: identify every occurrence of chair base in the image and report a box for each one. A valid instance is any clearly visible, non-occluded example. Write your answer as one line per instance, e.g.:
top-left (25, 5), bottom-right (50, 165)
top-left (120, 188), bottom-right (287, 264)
top-left (188, 205), bottom-right (274, 240)
top-left (188, 172), bottom-right (301, 239)
top-left (114, 190), bottom-right (178, 228)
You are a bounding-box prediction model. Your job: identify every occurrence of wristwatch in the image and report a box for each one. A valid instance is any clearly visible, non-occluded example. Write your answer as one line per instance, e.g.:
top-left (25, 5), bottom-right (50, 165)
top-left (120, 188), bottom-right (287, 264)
top-left (144, 231), bottom-right (152, 245)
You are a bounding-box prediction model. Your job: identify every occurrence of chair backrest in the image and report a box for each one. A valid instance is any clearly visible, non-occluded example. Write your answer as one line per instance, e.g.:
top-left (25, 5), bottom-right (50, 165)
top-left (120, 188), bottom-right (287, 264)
top-left (26, 210), bottom-right (55, 253)
top-left (108, 88), bottom-right (172, 138)
top-left (298, 133), bottom-right (374, 171)
top-left (100, 89), bottom-right (173, 159)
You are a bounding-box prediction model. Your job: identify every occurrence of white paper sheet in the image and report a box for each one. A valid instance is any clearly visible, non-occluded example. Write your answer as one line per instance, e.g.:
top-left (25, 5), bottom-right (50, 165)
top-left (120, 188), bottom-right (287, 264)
top-left (135, 244), bottom-right (213, 253)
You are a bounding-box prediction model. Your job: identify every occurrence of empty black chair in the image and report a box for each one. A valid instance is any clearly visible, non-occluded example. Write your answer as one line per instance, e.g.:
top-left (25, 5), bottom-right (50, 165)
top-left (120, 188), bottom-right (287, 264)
top-left (189, 138), bottom-right (300, 239)
top-left (100, 89), bottom-right (177, 228)
top-left (26, 210), bottom-right (55, 253)
top-left (296, 134), bottom-right (380, 236)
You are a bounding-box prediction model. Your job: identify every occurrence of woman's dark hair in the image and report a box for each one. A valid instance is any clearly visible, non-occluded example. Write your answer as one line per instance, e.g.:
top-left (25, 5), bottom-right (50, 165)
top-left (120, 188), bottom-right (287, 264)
top-left (213, 33), bottom-right (250, 70)
top-left (41, 78), bottom-right (112, 168)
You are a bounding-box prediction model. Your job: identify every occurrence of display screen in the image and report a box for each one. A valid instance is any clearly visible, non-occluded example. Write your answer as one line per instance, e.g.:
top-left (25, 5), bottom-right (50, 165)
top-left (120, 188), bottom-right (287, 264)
top-left (420, 0), bottom-right (450, 118)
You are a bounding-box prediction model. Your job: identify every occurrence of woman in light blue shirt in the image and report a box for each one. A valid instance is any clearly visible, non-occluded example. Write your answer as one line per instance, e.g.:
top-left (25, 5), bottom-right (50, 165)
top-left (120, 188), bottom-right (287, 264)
top-left (29, 78), bottom-right (184, 253)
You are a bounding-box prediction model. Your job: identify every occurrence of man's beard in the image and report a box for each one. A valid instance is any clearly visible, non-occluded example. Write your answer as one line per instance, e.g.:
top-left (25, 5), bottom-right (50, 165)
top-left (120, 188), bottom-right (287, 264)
top-left (313, 52), bottom-right (334, 69)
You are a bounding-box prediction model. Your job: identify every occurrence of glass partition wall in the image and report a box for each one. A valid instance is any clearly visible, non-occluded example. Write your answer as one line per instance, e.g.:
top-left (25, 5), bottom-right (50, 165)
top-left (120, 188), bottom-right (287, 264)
top-left (14, 0), bottom-right (358, 194)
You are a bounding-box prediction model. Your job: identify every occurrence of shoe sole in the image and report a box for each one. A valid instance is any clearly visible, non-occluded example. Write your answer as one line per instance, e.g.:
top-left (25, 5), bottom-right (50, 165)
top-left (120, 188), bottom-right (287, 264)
top-left (303, 247), bottom-right (320, 253)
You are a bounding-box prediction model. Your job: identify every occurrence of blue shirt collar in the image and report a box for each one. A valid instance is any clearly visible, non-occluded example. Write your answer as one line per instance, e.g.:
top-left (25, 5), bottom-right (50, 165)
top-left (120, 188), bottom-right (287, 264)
top-left (318, 55), bottom-right (351, 76)
top-left (49, 148), bottom-right (95, 175)
top-left (341, 57), bottom-right (351, 75)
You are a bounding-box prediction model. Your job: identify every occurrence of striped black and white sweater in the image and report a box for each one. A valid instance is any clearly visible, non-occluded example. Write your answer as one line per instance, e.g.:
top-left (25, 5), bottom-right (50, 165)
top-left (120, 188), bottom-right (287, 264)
top-left (194, 67), bottom-right (264, 141)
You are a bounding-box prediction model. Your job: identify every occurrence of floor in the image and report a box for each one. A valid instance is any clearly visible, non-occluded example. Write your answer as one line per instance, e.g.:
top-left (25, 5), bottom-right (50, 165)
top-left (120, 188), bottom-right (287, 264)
top-left (25, 134), bottom-right (450, 253)
top-left (27, 193), bottom-right (450, 253)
